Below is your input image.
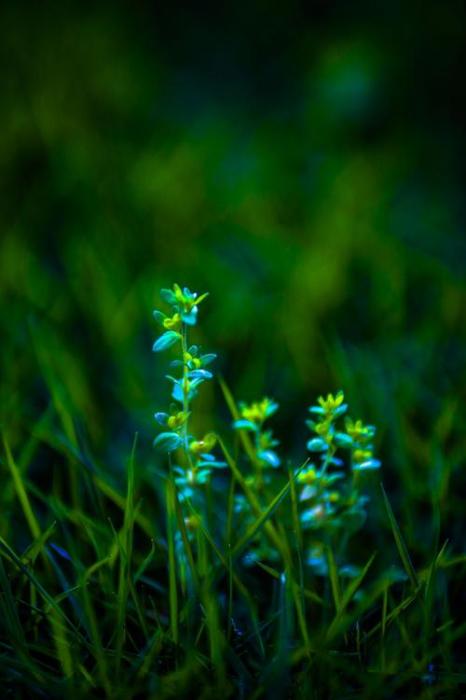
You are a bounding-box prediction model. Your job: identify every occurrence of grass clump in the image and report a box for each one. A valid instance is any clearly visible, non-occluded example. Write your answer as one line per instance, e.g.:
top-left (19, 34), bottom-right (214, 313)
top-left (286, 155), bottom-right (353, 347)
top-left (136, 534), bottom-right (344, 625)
top-left (0, 283), bottom-right (464, 699)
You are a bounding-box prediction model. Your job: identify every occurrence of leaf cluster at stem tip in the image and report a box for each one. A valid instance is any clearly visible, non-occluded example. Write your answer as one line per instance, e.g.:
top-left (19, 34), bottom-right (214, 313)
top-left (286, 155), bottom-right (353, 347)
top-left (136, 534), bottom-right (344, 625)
top-left (295, 391), bottom-right (382, 572)
top-left (233, 398), bottom-right (281, 469)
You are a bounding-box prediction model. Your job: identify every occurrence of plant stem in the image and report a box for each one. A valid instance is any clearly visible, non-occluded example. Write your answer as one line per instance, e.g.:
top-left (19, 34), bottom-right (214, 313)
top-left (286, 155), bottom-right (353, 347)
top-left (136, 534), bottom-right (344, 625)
top-left (180, 323), bottom-right (195, 473)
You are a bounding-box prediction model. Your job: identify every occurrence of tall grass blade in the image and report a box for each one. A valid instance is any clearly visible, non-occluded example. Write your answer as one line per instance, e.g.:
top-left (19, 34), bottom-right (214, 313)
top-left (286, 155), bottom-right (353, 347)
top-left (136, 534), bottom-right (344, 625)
top-left (381, 483), bottom-right (419, 591)
top-left (115, 433), bottom-right (138, 675)
top-left (231, 473), bottom-right (297, 559)
top-left (166, 476), bottom-right (179, 645)
top-left (3, 435), bottom-right (41, 540)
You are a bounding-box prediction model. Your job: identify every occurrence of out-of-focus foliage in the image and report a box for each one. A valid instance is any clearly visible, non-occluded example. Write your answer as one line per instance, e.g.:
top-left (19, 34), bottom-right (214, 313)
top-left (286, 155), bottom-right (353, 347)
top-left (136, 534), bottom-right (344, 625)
top-left (1, 0), bottom-right (466, 551)
top-left (1, 2), bottom-right (466, 695)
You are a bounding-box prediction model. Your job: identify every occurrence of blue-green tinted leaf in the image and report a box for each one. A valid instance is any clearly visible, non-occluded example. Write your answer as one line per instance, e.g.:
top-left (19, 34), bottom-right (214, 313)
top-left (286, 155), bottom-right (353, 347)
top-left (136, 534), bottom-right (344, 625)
top-left (264, 401), bottom-right (279, 418)
top-left (178, 487), bottom-right (194, 501)
top-left (233, 419), bottom-right (257, 431)
top-left (339, 564), bottom-right (362, 578)
top-left (324, 472), bottom-right (345, 483)
top-left (353, 459), bottom-right (381, 471)
top-left (334, 432), bottom-right (353, 448)
top-left (199, 453), bottom-right (215, 462)
top-left (153, 309), bottom-right (166, 324)
top-left (160, 288), bottom-right (177, 305)
top-left (181, 307), bottom-right (198, 325)
top-left (333, 404), bottom-right (348, 417)
top-left (200, 353), bottom-right (216, 365)
top-left (187, 377), bottom-right (203, 395)
top-left (153, 432), bottom-right (183, 452)
top-left (171, 382), bottom-right (183, 403)
top-left (299, 484), bottom-right (317, 501)
top-left (188, 369), bottom-right (213, 380)
top-left (307, 437), bottom-right (328, 452)
top-left (152, 331), bottom-right (180, 352)
top-left (258, 450), bottom-right (281, 468)
top-left (307, 551), bottom-right (328, 575)
top-left (329, 456), bottom-right (344, 467)
top-left (301, 505), bottom-right (327, 527)
top-left (383, 566), bottom-right (409, 584)
top-left (198, 460), bottom-right (227, 468)
top-left (154, 412), bottom-right (168, 426)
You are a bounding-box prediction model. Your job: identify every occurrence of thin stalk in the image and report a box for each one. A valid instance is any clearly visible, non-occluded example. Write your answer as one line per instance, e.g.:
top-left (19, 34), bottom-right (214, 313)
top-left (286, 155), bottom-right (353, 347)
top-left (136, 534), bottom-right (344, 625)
top-left (180, 323), bottom-right (195, 474)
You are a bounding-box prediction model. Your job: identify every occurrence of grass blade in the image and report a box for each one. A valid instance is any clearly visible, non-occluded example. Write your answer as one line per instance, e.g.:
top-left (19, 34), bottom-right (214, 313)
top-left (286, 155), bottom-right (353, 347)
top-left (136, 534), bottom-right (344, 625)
top-left (115, 433), bottom-right (138, 675)
top-left (166, 476), bottom-right (178, 645)
top-left (231, 472), bottom-right (296, 559)
top-left (3, 435), bottom-right (41, 540)
top-left (381, 483), bottom-right (419, 591)
top-left (326, 552), bottom-right (376, 641)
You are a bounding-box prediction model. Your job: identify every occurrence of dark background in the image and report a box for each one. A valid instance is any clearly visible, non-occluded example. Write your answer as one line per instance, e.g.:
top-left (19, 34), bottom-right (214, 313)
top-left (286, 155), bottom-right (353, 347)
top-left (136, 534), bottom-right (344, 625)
top-left (1, 1), bottom-right (466, 553)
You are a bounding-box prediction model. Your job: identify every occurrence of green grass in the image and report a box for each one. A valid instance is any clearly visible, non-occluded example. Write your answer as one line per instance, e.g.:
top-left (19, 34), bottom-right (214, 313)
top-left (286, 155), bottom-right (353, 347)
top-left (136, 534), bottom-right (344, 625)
top-left (1, 309), bottom-right (466, 700)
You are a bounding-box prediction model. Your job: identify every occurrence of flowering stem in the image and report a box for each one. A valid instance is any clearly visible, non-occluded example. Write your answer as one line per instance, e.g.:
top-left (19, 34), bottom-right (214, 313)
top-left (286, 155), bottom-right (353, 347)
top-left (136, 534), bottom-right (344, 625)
top-left (254, 428), bottom-right (263, 489)
top-left (181, 323), bottom-right (195, 473)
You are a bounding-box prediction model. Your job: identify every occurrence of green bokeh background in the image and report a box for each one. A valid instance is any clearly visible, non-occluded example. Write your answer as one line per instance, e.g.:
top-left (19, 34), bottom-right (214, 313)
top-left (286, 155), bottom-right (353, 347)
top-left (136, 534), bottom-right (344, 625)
top-left (1, 2), bottom-right (465, 553)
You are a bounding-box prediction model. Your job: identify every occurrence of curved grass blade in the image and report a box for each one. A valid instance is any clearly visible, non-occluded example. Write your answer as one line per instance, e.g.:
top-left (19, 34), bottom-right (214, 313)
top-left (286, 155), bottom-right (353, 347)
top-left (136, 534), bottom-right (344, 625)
top-left (3, 435), bottom-right (41, 540)
top-left (381, 483), bottom-right (419, 591)
top-left (326, 552), bottom-right (376, 641)
top-left (20, 521), bottom-right (57, 566)
top-left (230, 472), bottom-right (297, 559)
top-left (115, 433), bottom-right (138, 675)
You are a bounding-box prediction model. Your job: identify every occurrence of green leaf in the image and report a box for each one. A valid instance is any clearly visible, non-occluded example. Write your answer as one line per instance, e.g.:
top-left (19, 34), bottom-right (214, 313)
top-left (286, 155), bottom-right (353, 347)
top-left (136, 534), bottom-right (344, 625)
top-left (160, 288), bottom-right (177, 305)
top-left (152, 310), bottom-right (166, 324)
top-left (153, 432), bottom-right (182, 453)
top-left (152, 331), bottom-right (180, 352)
top-left (258, 449), bottom-right (281, 468)
top-left (195, 292), bottom-right (209, 305)
top-left (353, 459), bottom-right (381, 471)
top-left (334, 432), bottom-right (353, 448)
top-left (307, 437), bottom-right (328, 452)
top-left (233, 419), bottom-right (257, 431)
top-left (188, 369), bottom-right (213, 380)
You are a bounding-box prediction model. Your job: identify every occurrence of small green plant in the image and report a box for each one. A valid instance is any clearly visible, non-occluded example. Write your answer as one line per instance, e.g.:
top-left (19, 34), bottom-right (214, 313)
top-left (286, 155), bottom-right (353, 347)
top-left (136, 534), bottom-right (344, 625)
top-left (152, 284), bottom-right (226, 500)
top-left (152, 284), bottom-right (381, 577)
top-left (299, 391), bottom-right (381, 574)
